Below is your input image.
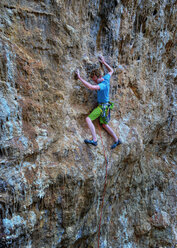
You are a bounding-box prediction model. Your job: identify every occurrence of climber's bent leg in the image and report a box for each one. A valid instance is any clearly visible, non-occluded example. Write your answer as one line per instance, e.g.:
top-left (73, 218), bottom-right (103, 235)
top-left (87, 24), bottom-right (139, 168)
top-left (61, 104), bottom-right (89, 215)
top-left (102, 124), bottom-right (122, 149)
top-left (86, 117), bottom-right (97, 142)
top-left (85, 107), bottom-right (102, 142)
top-left (102, 124), bottom-right (118, 142)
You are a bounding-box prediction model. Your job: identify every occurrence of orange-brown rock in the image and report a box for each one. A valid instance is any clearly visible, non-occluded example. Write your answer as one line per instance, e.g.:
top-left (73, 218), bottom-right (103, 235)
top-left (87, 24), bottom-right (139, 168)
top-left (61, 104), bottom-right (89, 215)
top-left (0, 0), bottom-right (176, 247)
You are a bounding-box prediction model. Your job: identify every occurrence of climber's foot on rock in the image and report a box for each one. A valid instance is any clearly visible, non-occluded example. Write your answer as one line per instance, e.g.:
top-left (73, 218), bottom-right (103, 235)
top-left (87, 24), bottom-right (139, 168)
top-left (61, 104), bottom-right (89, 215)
top-left (111, 139), bottom-right (122, 149)
top-left (84, 139), bottom-right (97, 146)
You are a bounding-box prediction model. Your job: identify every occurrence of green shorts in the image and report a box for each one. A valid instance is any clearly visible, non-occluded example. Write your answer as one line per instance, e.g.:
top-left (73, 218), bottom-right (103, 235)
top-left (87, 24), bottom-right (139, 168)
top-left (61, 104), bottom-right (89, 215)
top-left (88, 106), bottom-right (107, 124)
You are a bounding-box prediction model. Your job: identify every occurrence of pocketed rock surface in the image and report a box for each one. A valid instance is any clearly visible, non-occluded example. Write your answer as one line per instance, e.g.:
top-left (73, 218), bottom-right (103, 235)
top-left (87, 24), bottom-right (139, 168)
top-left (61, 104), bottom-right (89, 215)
top-left (0, 0), bottom-right (176, 247)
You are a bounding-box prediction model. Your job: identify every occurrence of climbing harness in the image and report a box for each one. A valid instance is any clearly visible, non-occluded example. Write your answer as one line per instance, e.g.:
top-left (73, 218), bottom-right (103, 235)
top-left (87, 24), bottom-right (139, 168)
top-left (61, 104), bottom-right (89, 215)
top-left (98, 101), bottom-right (114, 124)
top-left (97, 123), bottom-right (109, 248)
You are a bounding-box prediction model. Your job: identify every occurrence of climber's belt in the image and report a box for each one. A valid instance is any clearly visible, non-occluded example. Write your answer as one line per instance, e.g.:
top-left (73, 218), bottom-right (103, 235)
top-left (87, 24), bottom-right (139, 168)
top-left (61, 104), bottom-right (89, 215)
top-left (98, 101), bottom-right (114, 124)
top-left (88, 102), bottom-right (114, 124)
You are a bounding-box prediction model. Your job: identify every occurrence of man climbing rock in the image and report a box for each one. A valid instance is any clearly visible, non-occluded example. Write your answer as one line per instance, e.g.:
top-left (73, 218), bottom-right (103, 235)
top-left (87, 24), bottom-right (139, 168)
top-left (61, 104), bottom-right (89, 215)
top-left (76, 55), bottom-right (122, 149)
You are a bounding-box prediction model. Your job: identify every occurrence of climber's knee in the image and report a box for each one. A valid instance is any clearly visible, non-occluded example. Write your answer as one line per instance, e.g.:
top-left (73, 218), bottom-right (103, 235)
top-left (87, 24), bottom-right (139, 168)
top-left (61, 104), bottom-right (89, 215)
top-left (86, 116), bottom-right (91, 123)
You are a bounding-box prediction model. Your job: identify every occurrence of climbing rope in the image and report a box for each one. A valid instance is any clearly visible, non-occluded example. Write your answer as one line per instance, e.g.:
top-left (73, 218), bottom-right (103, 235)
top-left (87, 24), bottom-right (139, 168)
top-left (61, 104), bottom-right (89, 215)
top-left (97, 123), bottom-right (108, 248)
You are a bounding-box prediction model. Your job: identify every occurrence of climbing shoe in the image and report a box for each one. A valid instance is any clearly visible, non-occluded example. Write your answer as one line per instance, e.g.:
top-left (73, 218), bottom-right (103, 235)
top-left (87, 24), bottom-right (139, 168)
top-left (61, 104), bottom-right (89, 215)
top-left (111, 139), bottom-right (122, 149)
top-left (84, 139), bottom-right (97, 146)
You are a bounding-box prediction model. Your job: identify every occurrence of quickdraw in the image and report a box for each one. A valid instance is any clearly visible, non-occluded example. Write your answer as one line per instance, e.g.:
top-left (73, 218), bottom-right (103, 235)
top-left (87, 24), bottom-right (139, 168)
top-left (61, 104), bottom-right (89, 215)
top-left (98, 102), bottom-right (114, 123)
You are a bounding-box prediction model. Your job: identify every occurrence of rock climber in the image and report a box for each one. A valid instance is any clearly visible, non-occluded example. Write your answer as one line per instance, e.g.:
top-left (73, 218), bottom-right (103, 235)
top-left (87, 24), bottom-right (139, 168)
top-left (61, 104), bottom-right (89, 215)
top-left (76, 55), bottom-right (122, 149)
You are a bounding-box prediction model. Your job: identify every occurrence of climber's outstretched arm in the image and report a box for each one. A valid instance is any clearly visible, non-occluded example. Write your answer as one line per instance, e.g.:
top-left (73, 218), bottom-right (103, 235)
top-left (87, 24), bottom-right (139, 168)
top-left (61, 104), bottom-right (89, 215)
top-left (76, 70), bottom-right (100, 91)
top-left (98, 55), bottom-right (114, 76)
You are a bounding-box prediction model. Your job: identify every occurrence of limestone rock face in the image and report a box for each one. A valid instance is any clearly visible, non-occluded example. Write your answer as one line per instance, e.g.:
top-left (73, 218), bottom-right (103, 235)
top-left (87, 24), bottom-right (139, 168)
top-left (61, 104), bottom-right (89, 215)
top-left (0, 0), bottom-right (176, 247)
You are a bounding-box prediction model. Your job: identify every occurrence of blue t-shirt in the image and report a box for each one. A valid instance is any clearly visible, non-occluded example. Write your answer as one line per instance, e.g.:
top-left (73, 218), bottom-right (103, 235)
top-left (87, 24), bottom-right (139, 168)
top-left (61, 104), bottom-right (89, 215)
top-left (97, 74), bottom-right (111, 103)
